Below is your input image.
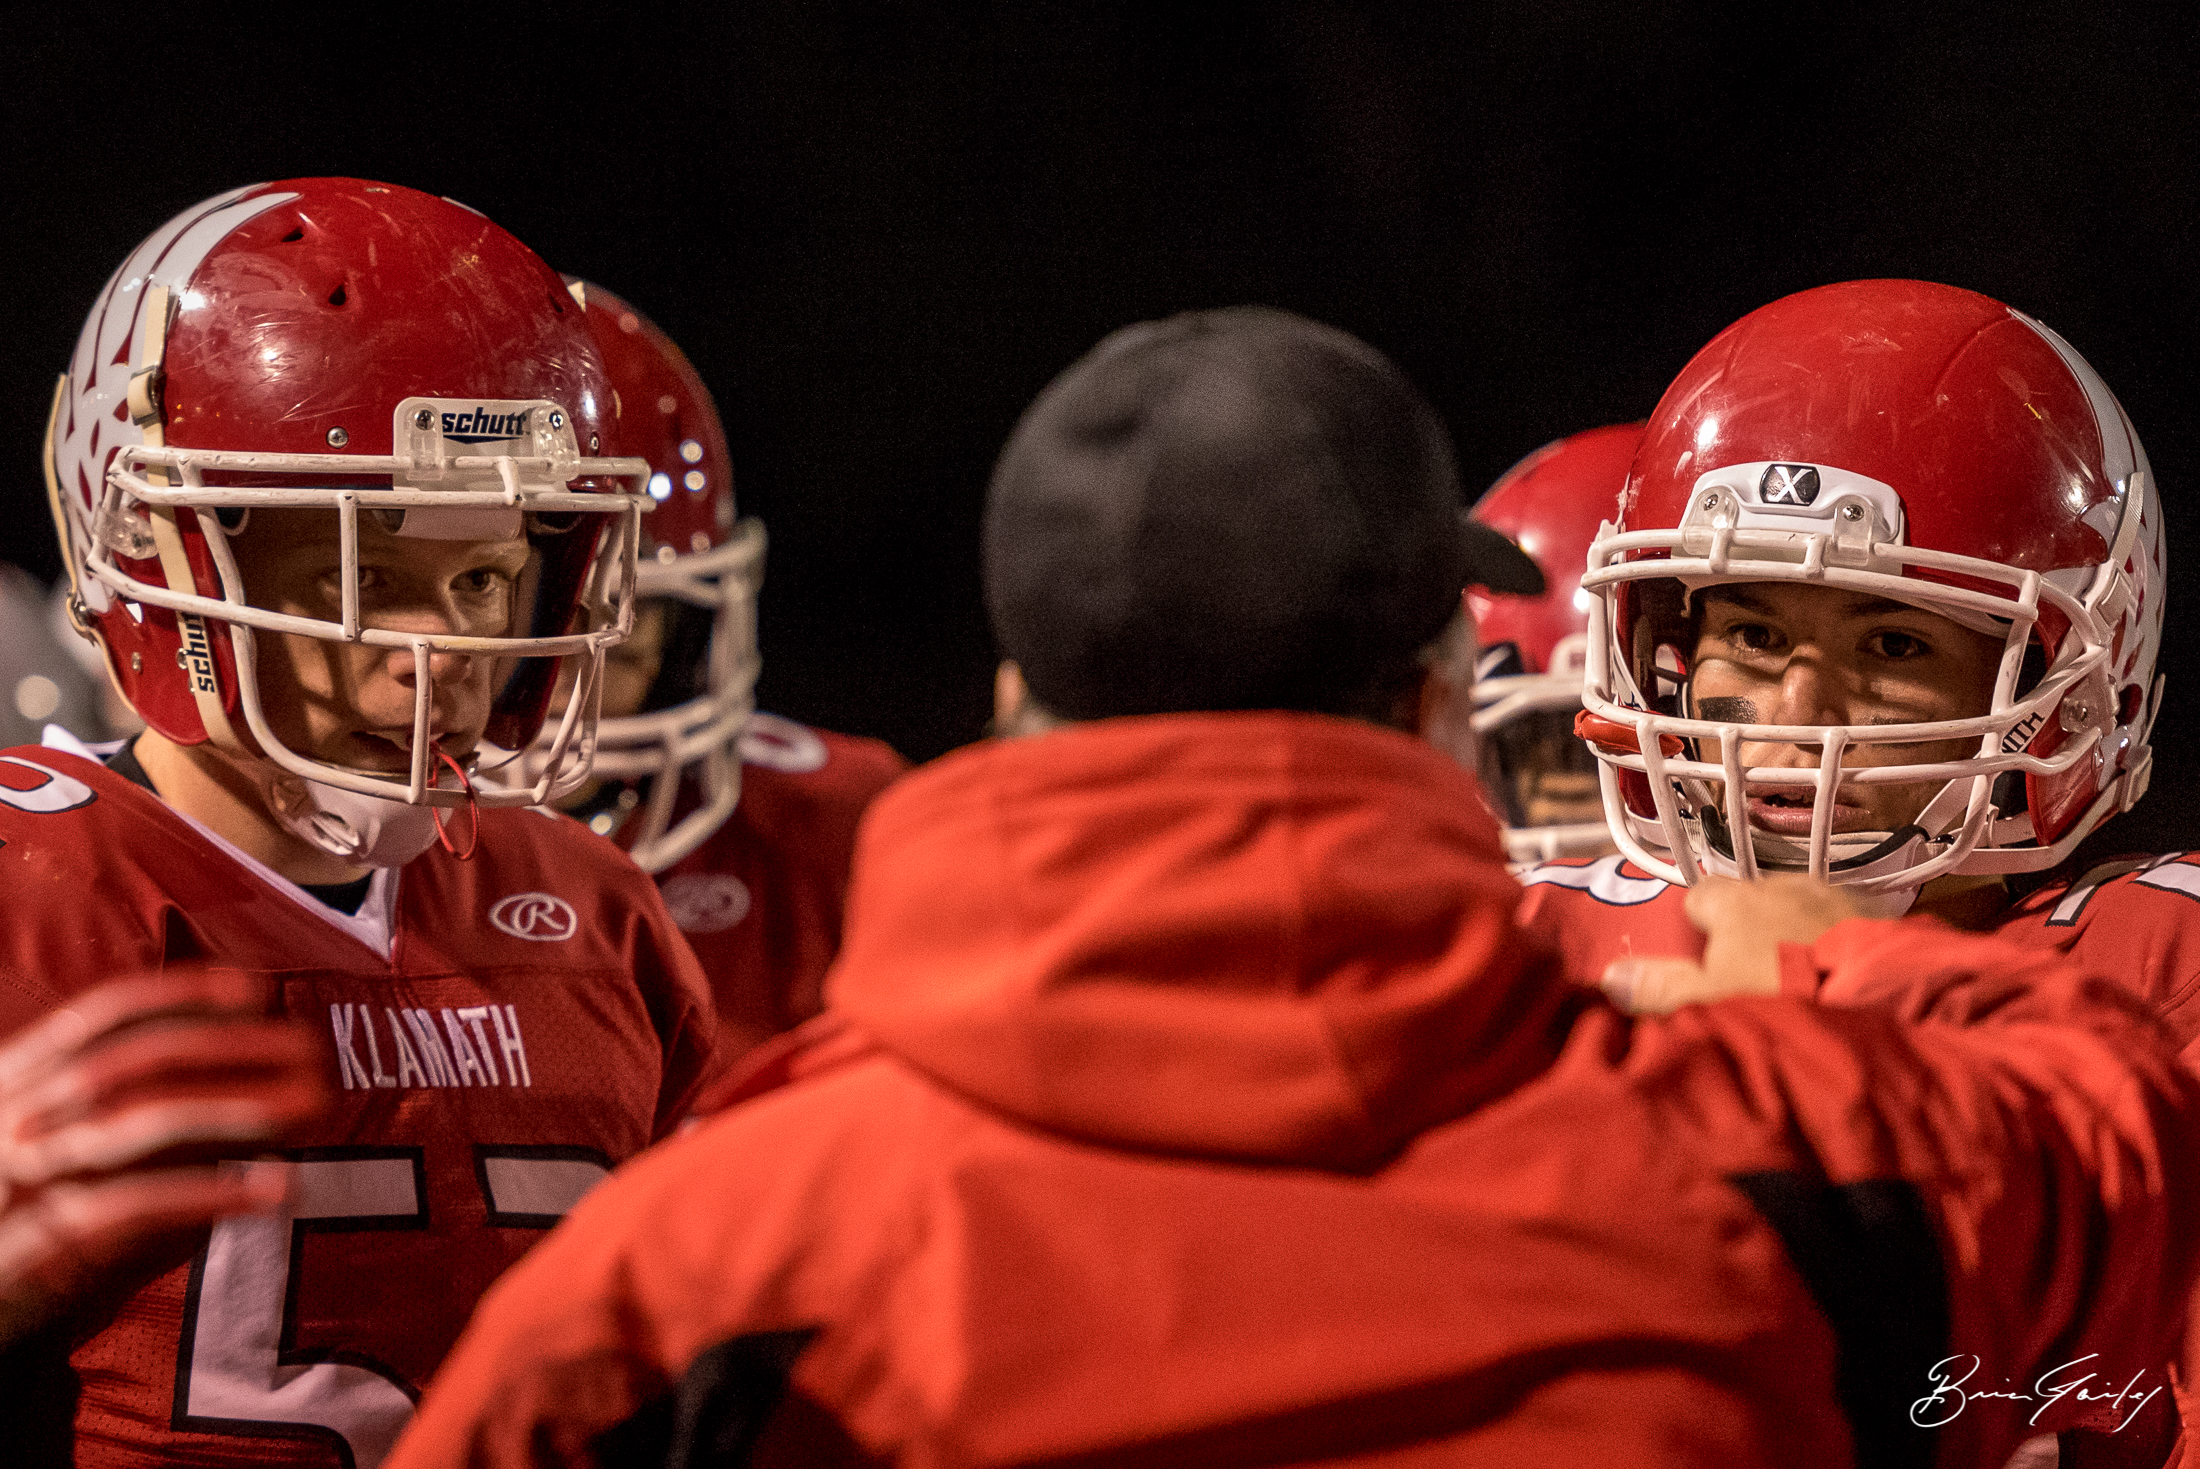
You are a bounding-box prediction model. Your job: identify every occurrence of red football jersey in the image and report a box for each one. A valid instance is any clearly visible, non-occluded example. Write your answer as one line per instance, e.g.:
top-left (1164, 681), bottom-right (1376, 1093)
top-left (1518, 847), bottom-right (2200, 1463)
top-left (0, 741), bottom-right (715, 1468)
top-left (650, 714), bottom-right (904, 1069)
top-left (1514, 855), bottom-right (1705, 988)
top-left (1517, 852), bottom-right (2200, 1056)
top-left (1995, 852), bottom-right (2200, 1055)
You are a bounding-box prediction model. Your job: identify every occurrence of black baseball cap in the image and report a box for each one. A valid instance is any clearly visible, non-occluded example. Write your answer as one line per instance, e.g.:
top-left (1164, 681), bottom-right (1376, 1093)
top-left (984, 306), bottom-right (1541, 721)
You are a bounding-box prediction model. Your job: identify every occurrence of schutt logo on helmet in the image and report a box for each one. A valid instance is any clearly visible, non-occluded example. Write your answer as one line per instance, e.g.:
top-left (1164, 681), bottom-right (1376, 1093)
top-left (441, 408), bottom-right (534, 444)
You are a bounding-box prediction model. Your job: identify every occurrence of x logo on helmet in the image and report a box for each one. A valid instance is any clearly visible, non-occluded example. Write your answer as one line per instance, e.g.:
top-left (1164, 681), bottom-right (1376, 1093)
top-left (1759, 464), bottom-right (1823, 506)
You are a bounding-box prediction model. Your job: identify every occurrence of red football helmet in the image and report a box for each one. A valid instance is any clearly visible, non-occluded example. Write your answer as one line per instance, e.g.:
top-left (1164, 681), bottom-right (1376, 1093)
top-left (1467, 424), bottom-right (1642, 862)
top-left (510, 280), bottom-right (764, 872)
top-left (40, 180), bottom-right (650, 835)
top-left (1579, 280), bottom-right (2164, 896)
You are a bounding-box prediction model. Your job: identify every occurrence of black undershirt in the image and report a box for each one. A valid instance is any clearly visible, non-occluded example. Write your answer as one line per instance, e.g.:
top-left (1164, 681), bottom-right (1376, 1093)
top-left (106, 737), bottom-right (375, 916)
top-left (298, 874), bottom-right (375, 917)
top-left (104, 735), bottom-right (157, 794)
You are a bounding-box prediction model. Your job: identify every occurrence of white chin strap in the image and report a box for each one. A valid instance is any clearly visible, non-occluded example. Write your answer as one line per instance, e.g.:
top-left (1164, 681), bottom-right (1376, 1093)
top-left (269, 779), bottom-right (443, 868)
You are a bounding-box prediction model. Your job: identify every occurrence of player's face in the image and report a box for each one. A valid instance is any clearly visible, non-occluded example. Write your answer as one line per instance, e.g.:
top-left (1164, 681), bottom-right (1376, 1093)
top-left (1687, 582), bottom-right (2003, 835)
top-left (1479, 710), bottom-right (1601, 828)
top-left (1478, 708), bottom-right (1601, 826)
top-left (535, 597), bottom-right (665, 726)
top-left (597, 601), bottom-right (666, 722)
top-left (1522, 766), bottom-right (1601, 827)
top-left (228, 509), bottom-right (532, 774)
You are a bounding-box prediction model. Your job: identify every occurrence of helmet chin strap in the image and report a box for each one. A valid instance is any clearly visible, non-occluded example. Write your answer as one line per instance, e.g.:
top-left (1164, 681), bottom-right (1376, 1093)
top-left (1692, 775), bottom-right (1982, 917)
top-left (266, 776), bottom-right (443, 868)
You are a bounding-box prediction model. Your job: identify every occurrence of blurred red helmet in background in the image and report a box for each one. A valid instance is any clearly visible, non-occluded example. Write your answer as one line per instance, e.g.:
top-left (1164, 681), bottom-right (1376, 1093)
top-left (1467, 423), bottom-right (1642, 862)
top-left (512, 280), bottom-right (764, 872)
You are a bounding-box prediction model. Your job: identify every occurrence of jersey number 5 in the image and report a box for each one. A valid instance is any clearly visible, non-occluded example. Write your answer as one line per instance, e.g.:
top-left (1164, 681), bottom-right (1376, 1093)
top-left (172, 1146), bottom-right (607, 1468)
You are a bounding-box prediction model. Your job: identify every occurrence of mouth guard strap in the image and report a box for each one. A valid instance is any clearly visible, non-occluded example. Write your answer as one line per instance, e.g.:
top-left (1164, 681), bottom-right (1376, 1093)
top-left (431, 750), bottom-right (481, 861)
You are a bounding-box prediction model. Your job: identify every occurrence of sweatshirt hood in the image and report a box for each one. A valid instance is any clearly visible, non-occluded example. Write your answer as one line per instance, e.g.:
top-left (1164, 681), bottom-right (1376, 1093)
top-left (829, 712), bottom-right (1574, 1169)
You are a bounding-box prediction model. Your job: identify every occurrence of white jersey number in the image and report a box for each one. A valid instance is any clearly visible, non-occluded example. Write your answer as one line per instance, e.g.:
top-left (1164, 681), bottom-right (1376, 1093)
top-left (175, 1147), bottom-right (608, 1468)
top-left (0, 756), bottom-right (95, 814)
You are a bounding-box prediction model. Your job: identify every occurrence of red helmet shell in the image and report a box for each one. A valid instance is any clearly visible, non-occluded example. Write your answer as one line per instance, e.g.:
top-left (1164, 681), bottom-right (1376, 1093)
top-left (1468, 422), bottom-right (1643, 674)
top-left (570, 280), bottom-right (734, 557)
top-left (162, 185), bottom-right (609, 461)
top-left (50, 179), bottom-right (619, 751)
top-left (527, 281), bottom-right (761, 871)
top-left (1625, 279), bottom-right (2125, 584)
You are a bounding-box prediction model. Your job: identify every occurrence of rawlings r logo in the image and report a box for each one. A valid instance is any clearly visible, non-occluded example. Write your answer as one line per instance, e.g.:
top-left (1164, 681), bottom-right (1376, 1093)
top-left (660, 872), bottom-right (753, 934)
top-left (1759, 464), bottom-right (1823, 506)
top-left (488, 892), bottom-right (578, 942)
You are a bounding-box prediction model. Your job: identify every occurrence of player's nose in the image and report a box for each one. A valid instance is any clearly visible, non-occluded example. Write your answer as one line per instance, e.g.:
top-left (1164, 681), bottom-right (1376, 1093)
top-left (372, 612), bottom-right (476, 689)
top-left (1766, 655), bottom-right (1846, 727)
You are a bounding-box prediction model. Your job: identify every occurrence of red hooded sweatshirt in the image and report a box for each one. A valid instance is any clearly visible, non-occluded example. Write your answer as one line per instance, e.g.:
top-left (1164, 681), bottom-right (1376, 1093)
top-left (389, 713), bottom-right (2200, 1469)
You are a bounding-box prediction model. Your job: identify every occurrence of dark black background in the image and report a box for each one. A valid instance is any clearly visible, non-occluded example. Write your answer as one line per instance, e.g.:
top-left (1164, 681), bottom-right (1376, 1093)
top-left (8, 4), bottom-right (2198, 846)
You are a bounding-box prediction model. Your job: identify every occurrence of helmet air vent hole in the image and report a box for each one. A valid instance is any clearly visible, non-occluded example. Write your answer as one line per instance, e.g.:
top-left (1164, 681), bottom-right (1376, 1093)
top-left (328, 284), bottom-right (348, 306)
top-left (282, 226), bottom-right (305, 243)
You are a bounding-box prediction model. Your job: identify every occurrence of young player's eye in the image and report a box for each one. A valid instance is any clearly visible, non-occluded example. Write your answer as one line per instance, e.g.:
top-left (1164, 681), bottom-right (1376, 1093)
top-left (1727, 621), bottom-right (1779, 652)
top-left (321, 566), bottom-right (389, 599)
top-left (1870, 631), bottom-right (1930, 660)
top-left (456, 569), bottom-right (509, 596)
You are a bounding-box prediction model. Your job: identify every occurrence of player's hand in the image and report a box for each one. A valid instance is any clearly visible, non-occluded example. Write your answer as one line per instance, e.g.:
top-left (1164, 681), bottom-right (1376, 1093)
top-left (1600, 874), bottom-right (1865, 1015)
top-left (0, 970), bottom-right (331, 1345)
